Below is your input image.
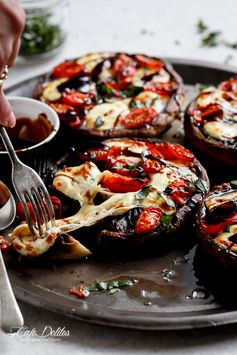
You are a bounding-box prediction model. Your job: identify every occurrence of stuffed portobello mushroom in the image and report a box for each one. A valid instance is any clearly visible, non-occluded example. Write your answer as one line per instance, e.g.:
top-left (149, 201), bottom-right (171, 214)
top-left (184, 78), bottom-right (237, 167)
top-left (9, 138), bottom-right (209, 259)
top-left (34, 52), bottom-right (184, 139)
top-left (196, 182), bottom-right (237, 271)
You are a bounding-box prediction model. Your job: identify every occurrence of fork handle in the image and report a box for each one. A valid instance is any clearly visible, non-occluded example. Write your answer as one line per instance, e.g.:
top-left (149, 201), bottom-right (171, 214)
top-left (0, 251), bottom-right (24, 332)
top-left (0, 125), bottom-right (20, 166)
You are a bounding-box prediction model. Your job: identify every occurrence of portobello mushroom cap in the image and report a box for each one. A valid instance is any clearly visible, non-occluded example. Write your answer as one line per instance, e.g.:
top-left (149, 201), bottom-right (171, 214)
top-left (196, 182), bottom-right (237, 272)
top-left (34, 52), bottom-right (184, 139)
top-left (184, 94), bottom-right (237, 168)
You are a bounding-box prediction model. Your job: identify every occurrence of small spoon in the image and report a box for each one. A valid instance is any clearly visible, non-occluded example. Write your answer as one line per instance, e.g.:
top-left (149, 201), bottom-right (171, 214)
top-left (0, 180), bottom-right (16, 229)
top-left (0, 180), bottom-right (24, 332)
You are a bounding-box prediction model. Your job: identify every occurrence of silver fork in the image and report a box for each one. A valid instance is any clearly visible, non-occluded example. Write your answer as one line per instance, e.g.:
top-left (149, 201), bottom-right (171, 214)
top-left (0, 126), bottom-right (55, 238)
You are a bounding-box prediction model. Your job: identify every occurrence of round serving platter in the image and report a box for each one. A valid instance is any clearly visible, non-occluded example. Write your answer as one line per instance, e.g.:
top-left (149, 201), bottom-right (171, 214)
top-left (2, 58), bottom-right (237, 330)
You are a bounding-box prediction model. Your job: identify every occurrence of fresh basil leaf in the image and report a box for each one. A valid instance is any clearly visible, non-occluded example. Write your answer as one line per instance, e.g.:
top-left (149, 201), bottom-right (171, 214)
top-left (160, 215), bottom-right (173, 229)
top-left (96, 82), bottom-right (114, 98)
top-left (122, 85), bottom-right (143, 97)
top-left (95, 281), bottom-right (107, 290)
top-left (197, 19), bottom-right (208, 34)
top-left (191, 179), bottom-right (209, 193)
top-left (201, 31), bottom-right (221, 47)
top-left (223, 225), bottom-right (231, 233)
top-left (136, 186), bottom-right (152, 201)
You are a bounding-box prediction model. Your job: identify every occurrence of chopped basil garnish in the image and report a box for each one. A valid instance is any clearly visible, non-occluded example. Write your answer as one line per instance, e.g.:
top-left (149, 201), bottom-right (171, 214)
top-left (122, 85), bottom-right (143, 97)
top-left (96, 82), bottom-right (114, 98)
top-left (197, 19), bottom-right (208, 34)
top-left (86, 279), bottom-right (138, 294)
top-left (160, 215), bottom-right (173, 229)
top-left (95, 116), bottom-right (104, 127)
top-left (189, 179), bottom-right (209, 193)
top-left (136, 186), bottom-right (152, 201)
top-left (223, 225), bottom-right (231, 233)
top-left (201, 31), bottom-right (221, 47)
top-left (128, 164), bottom-right (137, 172)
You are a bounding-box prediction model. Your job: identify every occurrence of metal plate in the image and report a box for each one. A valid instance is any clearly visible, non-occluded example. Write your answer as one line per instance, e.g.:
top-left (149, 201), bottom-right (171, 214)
top-left (3, 58), bottom-right (237, 330)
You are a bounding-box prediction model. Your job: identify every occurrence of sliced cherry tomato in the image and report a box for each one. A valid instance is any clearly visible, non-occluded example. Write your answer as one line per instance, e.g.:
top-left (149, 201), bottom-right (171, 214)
top-left (88, 148), bottom-right (109, 162)
top-left (157, 142), bottom-right (194, 163)
top-left (142, 159), bottom-right (164, 174)
top-left (135, 207), bottom-right (163, 234)
top-left (200, 212), bottom-right (237, 235)
top-left (218, 78), bottom-right (237, 92)
top-left (135, 55), bottom-right (164, 70)
top-left (144, 81), bottom-right (178, 95)
top-left (112, 54), bottom-right (136, 81)
top-left (50, 103), bottom-right (82, 128)
top-left (100, 172), bottom-right (148, 193)
top-left (106, 146), bottom-right (124, 168)
top-left (192, 103), bottom-right (223, 124)
top-left (111, 158), bottom-right (142, 177)
top-left (62, 91), bottom-right (92, 107)
top-left (145, 142), bottom-right (165, 159)
top-left (168, 179), bottom-right (192, 206)
top-left (121, 107), bottom-right (157, 129)
top-left (106, 80), bottom-right (132, 91)
top-left (53, 61), bottom-right (85, 78)
top-left (16, 196), bottom-right (62, 223)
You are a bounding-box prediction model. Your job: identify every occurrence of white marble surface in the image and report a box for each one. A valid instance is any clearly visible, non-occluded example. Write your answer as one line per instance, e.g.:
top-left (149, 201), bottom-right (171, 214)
top-left (2, 0), bottom-right (237, 353)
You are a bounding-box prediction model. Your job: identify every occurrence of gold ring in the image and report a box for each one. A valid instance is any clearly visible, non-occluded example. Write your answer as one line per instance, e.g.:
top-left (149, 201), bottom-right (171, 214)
top-left (0, 65), bottom-right (9, 87)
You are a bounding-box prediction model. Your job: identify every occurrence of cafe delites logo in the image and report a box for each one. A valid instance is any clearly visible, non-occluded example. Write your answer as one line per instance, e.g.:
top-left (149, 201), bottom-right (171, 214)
top-left (9, 325), bottom-right (70, 341)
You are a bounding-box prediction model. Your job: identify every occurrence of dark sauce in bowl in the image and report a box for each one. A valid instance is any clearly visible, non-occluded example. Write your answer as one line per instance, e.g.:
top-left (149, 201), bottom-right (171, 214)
top-left (0, 113), bottom-right (53, 152)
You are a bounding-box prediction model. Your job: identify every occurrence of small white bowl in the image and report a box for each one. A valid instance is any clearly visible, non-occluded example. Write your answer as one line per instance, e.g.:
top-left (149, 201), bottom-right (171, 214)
top-left (0, 96), bottom-right (60, 154)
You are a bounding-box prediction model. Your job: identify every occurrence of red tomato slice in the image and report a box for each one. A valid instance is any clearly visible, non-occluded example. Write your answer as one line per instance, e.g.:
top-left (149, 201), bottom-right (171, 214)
top-left (144, 81), bottom-right (178, 95)
top-left (192, 103), bottom-right (223, 124)
top-left (88, 148), bottom-right (109, 162)
top-left (113, 54), bottom-right (136, 80)
top-left (53, 61), bottom-right (85, 78)
top-left (157, 142), bottom-right (194, 163)
top-left (169, 179), bottom-right (192, 206)
top-left (135, 207), bottom-right (163, 234)
top-left (106, 81), bottom-right (132, 91)
top-left (62, 91), bottom-right (92, 107)
top-left (100, 172), bottom-right (148, 193)
top-left (142, 159), bottom-right (164, 174)
top-left (218, 78), bottom-right (237, 92)
top-left (121, 107), bottom-right (157, 129)
top-left (50, 103), bottom-right (82, 128)
top-left (200, 212), bottom-right (237, 235)
top-left (145, 142), bottom-right (165, 159)
top-left (16, 196), bottom-right (62, 222)
top-left (135, 55), bottom-right (164, 70)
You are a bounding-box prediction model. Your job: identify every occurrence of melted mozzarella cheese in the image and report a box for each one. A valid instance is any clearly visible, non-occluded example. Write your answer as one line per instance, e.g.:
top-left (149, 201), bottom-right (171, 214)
top-left (197, 89), bottom-right (237, 114)
top-left (85, 100), bottom-right (130, 130)
top-left (53, 162), bottom-right (102, 205)
top-left (76, 52), bottom-right (110, 72)
top-left (42, 78), bottom-right (67, 102)
top-left (150, 170), bottom-right (170, 192)
top-left (203, 121), bottom-right (237, 141)
top-left (131, 91), bottom-right (168, 113)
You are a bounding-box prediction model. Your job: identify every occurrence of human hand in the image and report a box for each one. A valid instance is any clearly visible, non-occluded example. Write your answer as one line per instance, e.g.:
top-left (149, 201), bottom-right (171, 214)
top-left (0, 0), bottom-right (25, 127)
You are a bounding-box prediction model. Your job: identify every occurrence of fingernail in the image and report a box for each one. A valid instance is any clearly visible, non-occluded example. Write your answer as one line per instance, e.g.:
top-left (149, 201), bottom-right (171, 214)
top-left (7, 112), bottom-right (16, 128)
